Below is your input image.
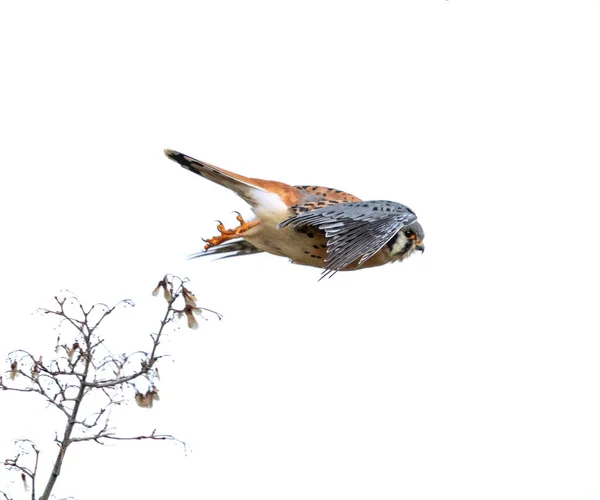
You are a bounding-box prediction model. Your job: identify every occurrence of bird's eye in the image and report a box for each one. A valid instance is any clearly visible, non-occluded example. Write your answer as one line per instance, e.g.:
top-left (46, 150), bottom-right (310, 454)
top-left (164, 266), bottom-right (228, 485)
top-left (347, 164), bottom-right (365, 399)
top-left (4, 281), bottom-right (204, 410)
top-left (405, 229), bottom-right (414, 239)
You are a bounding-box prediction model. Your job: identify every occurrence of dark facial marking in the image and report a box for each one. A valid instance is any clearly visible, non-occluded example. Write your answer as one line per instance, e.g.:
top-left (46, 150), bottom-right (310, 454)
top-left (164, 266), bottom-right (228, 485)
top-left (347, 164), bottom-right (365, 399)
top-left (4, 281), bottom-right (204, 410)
top-left (400, 241), bottom-right (412, 255)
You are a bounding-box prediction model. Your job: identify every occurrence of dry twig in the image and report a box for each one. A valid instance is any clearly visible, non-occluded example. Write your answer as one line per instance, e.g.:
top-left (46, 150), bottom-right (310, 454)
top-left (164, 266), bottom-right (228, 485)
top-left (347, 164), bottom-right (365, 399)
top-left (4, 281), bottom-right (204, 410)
top-left (0, 275), bottom-right (219, 500)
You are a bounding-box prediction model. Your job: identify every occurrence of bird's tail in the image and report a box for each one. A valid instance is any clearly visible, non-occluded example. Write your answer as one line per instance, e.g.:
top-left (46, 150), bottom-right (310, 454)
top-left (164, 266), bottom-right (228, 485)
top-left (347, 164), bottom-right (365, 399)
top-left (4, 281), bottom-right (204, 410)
top-left (164, 149), bottom-right (267, 204)
top-left (188, 239), bottom-right (263, 260)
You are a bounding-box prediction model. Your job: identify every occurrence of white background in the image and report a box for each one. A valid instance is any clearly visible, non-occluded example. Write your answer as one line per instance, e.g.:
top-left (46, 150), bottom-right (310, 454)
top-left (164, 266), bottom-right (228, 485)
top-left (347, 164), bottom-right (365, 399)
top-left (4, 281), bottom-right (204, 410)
top-left (1, 1), bottom-right (599, 499)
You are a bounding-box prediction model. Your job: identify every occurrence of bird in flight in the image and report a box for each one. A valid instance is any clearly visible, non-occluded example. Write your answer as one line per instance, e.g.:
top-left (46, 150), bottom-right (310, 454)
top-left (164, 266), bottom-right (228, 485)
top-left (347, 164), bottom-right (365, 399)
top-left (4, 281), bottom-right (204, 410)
top-left (165, 149), bottom-right (424, 278)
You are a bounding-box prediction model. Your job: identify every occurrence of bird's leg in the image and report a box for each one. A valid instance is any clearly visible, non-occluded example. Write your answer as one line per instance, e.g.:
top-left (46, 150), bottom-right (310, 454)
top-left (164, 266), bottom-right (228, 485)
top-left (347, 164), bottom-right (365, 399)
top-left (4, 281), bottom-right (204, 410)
top-left (231, 212), bottom-right (260, 235)
top-left (203, 213), bottom-right (261, 250)
top-left (203, 221), bottom-right (238, 250)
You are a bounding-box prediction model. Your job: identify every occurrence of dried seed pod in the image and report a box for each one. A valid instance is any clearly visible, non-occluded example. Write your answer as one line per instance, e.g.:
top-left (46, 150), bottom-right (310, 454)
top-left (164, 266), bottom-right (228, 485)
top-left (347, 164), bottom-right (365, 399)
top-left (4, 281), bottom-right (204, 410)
top-left (67, 342), bottom-right (80, 361)
top-left (150, 386), bottom-right (160, 401)
top-left (183, 287), bottom-right (198, 308)
top-left (184, 307), bottom-right (199, 330)
top-left (32, 356), bottom-right (43, 380)
top-left (152, 279), bottom-right (166, 297)
top-left (135, 391), bottom-right (153, 408)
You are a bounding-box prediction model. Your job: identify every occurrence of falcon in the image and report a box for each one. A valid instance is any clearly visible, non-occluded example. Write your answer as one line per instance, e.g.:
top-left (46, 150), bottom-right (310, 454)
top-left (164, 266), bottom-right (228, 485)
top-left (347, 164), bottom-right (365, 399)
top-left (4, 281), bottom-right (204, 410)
top-left (165, 149), bottom-right (424, 278)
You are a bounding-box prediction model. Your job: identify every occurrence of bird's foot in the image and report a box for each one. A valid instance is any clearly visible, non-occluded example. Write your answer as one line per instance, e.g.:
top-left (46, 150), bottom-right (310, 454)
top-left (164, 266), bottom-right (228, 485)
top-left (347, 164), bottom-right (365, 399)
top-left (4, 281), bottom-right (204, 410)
top-left (203, 213), bottom-right (260, 250)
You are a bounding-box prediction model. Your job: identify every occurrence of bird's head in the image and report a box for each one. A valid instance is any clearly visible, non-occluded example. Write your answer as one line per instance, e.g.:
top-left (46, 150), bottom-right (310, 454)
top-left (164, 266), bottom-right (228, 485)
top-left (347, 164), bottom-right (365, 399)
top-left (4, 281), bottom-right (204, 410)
top-left (388, 221), bottom-right (425, 262)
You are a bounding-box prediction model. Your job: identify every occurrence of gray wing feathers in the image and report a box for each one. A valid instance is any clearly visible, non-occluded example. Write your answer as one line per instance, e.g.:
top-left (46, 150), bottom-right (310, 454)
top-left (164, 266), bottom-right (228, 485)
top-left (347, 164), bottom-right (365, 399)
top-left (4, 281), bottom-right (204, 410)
top-left (278, 201), bottom-right (417, 276)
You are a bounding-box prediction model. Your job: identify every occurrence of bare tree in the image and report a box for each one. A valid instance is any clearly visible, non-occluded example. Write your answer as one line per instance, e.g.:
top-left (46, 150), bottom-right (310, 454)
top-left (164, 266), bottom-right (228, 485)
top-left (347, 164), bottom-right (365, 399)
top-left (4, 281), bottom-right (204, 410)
top-left (1, 275), bottom-right (221, 500)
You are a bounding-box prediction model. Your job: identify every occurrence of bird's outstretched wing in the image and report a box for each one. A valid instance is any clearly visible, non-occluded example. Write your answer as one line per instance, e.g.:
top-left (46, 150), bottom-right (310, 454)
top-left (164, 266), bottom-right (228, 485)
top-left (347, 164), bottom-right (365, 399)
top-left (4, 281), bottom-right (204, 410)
top-left (278, 200), bottom-right (417, 277)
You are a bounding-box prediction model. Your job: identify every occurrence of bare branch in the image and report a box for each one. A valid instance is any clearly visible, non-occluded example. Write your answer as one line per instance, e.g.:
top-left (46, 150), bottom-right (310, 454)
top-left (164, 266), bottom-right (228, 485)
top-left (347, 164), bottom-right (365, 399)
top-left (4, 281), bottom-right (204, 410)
top-left (70, 429), bottom-right (187, 453)
top-left (2, 275), bottom-right (217, 500)
top-left (2, 440), bottom-right (40, 500)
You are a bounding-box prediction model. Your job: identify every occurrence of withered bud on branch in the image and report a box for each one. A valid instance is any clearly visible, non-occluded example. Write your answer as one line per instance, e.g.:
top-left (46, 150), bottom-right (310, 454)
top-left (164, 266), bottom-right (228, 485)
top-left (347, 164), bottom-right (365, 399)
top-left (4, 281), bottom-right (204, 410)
top-left (152, 279), bottom-right (173, 303)
top-left (32, 356), bottom-right (43, 380)
top-left (153, 275), bottom-right (221, 329)
top-left (67, 342), bottom-right (80, 362)
top-left (135, 387), bottom-right (160, 409)
top-left (10, 360), bottom-right (18, 381)
top-left (184, 306), bottom-right (199, 330)
top-left (134, 391), bottom-right (150, 408)
top-left (151, 279), bottom-right (165, 297)
top-left (182, 287), bottom-right (197, 308)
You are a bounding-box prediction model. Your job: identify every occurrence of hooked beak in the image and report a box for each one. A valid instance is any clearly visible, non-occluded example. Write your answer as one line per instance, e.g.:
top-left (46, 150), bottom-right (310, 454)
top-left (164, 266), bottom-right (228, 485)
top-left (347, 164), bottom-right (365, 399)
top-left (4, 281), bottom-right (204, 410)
top-left (415, 241), bottom-right (425, 253)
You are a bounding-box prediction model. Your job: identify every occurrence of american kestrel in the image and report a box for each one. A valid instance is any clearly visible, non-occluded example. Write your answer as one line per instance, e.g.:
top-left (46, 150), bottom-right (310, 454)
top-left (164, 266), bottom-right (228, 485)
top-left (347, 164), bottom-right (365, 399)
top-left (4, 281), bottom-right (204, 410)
top-left (165, 149), bottom-right (424, 278)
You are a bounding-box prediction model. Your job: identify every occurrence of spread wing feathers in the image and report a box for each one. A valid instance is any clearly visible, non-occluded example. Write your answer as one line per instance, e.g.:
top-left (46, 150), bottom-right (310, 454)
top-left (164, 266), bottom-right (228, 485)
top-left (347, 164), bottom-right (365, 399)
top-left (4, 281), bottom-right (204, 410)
top-left (188, 239), bottom-right (263, 260)
top-left (278, 201), bottom-right (417, 277)
top-left (164, 149), bottom-right (267, 204)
